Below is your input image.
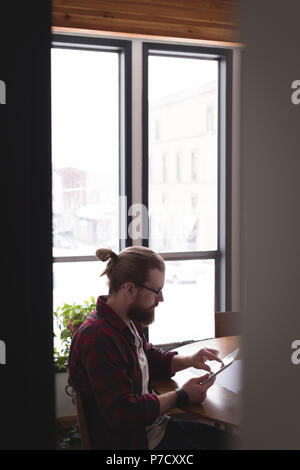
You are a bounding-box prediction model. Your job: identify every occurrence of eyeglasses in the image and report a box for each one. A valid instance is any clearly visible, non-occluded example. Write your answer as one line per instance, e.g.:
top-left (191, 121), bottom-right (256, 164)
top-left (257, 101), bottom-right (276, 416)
top-left (134, 282), bottom-right (163, 297)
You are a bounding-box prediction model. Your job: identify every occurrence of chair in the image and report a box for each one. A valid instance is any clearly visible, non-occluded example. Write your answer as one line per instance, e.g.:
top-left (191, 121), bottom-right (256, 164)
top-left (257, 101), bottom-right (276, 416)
top-left (73, 389), bottom-right (92, 450)
top-left (214, 311), bottom-right (241, 338)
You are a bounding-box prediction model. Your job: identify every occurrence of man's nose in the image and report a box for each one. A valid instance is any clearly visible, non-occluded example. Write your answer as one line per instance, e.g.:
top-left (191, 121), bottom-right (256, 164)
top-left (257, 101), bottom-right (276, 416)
top-left (157, 291), bottom-right (164, 302)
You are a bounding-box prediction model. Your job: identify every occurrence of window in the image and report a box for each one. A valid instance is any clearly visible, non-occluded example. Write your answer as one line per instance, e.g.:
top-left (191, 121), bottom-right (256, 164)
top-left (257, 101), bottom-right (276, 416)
top-left (51, 47), bottom-right (120, 262)
top-left (51, 36), bottom-right (132, 348)
top-left (191, 151), bottom-right (199, 182)
top-left (206, 105), bottom-right (215, 133)
top-left (143, 43), bottom-right (232, 345)
top-left (51, 35), bottom-right (232, 348)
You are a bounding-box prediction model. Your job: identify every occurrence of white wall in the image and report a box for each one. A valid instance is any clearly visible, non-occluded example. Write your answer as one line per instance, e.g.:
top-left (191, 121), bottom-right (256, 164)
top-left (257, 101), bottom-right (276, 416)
top-left (240, 0), bottom-right (300, 448)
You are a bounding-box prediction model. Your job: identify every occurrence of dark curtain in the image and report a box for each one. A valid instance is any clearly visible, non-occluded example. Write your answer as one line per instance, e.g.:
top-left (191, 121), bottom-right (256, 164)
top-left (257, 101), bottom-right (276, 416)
top-left (0, 2), bottom-right (55, 449)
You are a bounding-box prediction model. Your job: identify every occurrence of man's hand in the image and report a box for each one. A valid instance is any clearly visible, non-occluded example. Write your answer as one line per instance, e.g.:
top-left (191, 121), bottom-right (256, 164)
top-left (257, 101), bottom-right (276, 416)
top-left (182, 373), bottom-right (216, 404)
top-left (190, 348), bottom-right (224, 373)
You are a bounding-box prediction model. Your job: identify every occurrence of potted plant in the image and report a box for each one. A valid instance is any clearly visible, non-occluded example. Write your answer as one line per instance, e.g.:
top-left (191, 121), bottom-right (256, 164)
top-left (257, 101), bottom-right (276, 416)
top-left (54, 297), bottom-right (96, 418)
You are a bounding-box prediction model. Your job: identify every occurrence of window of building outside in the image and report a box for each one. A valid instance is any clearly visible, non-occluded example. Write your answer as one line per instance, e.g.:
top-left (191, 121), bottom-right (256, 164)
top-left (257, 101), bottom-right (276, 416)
top-left (51, 36), bottom-right (232, 350)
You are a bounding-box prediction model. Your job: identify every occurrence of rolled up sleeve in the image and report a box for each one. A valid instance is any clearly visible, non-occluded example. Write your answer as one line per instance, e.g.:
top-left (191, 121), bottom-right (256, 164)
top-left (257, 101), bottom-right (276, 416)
top-left (144, 341), bottom-right (178, 379)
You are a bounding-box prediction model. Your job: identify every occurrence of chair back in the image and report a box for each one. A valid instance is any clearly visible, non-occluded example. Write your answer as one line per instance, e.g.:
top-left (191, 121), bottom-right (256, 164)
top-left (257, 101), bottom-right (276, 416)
top-left (214, 311), bottom-right (241, 338)
top-left (74, 389), bottom-right (92, 450)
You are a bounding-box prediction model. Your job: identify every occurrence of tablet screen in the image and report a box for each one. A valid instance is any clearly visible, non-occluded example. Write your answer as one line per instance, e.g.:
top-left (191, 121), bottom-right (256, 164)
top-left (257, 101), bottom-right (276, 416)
top-left (199, 348), bottom-right (240, 384)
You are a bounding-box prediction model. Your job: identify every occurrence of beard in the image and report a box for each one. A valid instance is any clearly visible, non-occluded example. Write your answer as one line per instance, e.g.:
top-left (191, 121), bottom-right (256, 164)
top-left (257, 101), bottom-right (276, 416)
top-left (127, 303), bottom-right (156, 327)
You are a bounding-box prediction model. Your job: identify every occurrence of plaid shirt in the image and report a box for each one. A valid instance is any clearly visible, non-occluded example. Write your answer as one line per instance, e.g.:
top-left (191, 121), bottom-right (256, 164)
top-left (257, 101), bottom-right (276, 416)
top-left (68, 296), bottom-right (177, 450)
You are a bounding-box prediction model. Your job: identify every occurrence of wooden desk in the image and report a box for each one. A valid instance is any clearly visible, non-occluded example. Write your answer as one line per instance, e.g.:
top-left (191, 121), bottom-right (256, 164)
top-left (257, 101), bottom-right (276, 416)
top-left (153, 336), bottom-right (241, 428)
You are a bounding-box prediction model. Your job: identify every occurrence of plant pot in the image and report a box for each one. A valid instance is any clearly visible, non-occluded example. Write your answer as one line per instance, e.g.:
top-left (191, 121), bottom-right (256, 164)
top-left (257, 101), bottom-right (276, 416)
top-left (55, 370), bottom-right (76, 418)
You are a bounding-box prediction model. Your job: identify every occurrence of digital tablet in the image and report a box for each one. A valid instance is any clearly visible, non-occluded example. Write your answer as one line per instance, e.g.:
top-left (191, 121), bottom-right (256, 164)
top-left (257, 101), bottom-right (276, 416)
top-left (199, 348), bottom-right (240, 385)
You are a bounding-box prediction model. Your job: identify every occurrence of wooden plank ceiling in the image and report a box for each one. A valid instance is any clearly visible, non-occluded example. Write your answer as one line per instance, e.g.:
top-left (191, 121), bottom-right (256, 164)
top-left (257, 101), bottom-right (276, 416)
top-left (52, 0), bottom-right (241, 44)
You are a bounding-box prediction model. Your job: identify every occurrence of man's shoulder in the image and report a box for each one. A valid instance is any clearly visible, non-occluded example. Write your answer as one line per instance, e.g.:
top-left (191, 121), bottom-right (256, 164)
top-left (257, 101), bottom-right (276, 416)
top-left (73, 311), bottom-right (130, 349)
top-left (75, 311), bottom-right (114, 341)
top-left (70, 312), bottom-right (134, 368)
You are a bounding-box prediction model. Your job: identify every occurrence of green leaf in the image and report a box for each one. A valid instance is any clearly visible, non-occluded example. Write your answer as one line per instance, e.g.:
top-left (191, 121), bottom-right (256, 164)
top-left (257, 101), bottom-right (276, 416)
top-left (53, 296), bottom-right (97, 369)
top-left (60, 329), bottom-right (71, 340)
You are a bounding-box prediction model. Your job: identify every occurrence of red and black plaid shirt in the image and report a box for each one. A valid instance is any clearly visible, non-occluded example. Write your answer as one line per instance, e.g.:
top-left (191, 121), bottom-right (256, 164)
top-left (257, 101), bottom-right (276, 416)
top-left (68, 296), bottom-right (177, 450)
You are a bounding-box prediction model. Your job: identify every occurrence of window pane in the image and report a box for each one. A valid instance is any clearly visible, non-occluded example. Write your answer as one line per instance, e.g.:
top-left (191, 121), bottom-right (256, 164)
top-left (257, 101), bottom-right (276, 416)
top-left (53, 261), bottom-right (108, 310)
top-left (53, 261), bottom-right (108, 351)
top-left (51, 48), bottom-right (119, 257)
top-left (149, 260), bottom-right (215, 344)
top-left (148, 55), bottom-right (218, 252)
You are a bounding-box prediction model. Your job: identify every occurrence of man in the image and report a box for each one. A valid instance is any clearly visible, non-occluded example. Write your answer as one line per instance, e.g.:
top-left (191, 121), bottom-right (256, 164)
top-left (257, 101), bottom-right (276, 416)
top-left (68, 246), bottom-right (235, 450)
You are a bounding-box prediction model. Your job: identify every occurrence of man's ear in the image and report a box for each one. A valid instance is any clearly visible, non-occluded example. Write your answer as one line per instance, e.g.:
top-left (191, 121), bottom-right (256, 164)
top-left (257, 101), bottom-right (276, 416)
top-left (122, 281), bottom-right (135, 298)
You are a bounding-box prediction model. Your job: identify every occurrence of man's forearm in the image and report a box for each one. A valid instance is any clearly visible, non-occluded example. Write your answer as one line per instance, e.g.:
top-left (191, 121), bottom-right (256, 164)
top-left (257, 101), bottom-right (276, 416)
top-left (158, 391), bottom-right (178, 415)
top-left (170, 354), bottom-right (192, 375)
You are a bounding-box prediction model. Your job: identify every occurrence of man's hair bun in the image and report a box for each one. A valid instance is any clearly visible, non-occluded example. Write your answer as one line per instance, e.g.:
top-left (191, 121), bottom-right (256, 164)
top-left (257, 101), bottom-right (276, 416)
top-left (95, 248), bottom-right (118, 262)
top-left (96, 246), bottom-right (165, 294)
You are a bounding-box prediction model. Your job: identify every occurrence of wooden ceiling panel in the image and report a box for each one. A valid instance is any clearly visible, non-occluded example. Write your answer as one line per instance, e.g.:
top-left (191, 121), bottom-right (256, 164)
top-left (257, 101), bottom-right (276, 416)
top-left (52, 0), bottom-right (241, 44)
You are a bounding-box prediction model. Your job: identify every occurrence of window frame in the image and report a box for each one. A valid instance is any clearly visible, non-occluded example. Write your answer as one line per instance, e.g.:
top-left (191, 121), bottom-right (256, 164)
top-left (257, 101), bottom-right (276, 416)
top-left (142, 42), bottom-right (233, 314)
top-left (51, 34), bottom-right (233, 344)
top-left (51, 34), bottom-right (133, 265)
